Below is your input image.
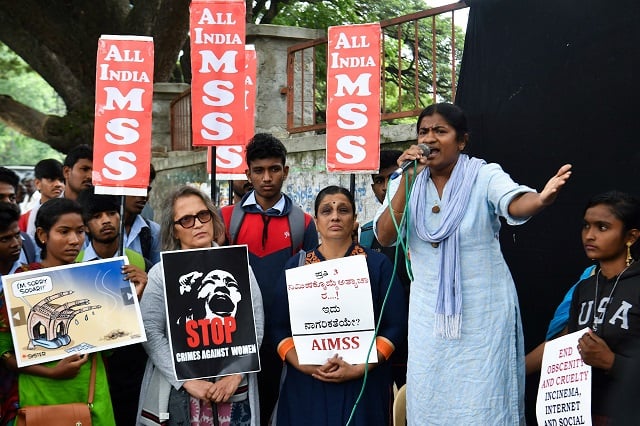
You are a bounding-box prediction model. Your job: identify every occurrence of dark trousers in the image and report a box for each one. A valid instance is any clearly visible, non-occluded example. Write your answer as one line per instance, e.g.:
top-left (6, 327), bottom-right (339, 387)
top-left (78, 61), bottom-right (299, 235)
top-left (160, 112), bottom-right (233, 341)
top-left (106, 343), bottom-right (148, 425)
top-left (258, 342), bottom-right (282, 425)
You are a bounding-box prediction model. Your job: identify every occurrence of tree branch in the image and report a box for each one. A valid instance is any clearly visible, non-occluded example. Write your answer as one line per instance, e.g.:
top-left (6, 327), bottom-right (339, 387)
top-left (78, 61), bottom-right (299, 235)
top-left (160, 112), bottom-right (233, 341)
top-left (252, 0), bottom-right (268, 22)
top-left (0, 7), bottom-right (87, 109)
top-left (125, 0), bottom-right (161, 35)
top-left (0, 1), bottom-right (132, 108)
top-left (246, 0), bottom-right (253, 22)
top-left (150, 0), bottom-right (191, 82)
top-left (0, 95), bottom-right (92, 153)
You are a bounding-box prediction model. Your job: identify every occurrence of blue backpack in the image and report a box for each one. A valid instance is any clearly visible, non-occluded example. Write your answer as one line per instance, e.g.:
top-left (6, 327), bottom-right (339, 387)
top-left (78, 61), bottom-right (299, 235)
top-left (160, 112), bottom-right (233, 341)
top-left (359, 220), bottom-right (375, 249)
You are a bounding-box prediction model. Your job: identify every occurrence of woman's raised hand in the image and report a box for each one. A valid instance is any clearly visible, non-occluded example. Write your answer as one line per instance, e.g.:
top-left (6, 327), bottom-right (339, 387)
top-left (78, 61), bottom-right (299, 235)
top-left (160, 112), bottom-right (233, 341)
top-left (539, 163), bottom-right (572, 206)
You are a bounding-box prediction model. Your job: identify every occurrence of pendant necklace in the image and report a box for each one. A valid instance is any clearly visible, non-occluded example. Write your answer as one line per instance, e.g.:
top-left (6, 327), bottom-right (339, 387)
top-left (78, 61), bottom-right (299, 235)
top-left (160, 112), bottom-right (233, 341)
top-left (592, 261), bottom-right (634, 333)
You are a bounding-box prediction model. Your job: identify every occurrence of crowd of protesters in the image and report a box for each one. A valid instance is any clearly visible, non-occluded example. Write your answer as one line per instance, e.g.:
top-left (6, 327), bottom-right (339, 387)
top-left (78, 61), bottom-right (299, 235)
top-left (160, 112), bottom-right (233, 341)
top-left (0, 111), bottom-right (638, 425)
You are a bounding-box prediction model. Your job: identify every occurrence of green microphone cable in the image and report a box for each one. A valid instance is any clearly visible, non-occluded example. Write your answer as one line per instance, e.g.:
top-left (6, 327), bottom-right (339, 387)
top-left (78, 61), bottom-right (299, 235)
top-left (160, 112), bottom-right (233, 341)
top-left (345, 162), bottom-right (417, 426)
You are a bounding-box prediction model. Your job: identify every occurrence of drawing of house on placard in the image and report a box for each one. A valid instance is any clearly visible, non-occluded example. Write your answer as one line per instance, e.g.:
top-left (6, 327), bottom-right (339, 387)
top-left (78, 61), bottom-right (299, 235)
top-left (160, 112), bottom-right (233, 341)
top-left (26, 291), bottom-right (101, 350)
top-left (2, 256), bottom-right (147, 367)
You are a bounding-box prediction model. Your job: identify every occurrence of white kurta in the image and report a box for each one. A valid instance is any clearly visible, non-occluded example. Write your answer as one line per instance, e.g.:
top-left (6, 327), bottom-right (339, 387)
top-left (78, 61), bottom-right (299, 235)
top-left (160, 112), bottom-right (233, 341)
top-left (374, 162), bottom-right (534, 425)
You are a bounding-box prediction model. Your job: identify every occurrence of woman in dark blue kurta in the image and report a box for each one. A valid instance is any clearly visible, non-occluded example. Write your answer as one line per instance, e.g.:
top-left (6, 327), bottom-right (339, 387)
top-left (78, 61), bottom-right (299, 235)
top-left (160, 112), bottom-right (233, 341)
top-left (271, 185), bottom-right (407, 426)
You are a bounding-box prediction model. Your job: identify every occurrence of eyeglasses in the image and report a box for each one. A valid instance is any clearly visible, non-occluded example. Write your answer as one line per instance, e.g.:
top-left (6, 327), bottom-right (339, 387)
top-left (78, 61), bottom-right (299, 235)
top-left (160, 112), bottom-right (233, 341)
top-left (173, 210), bottom-right (212, 229)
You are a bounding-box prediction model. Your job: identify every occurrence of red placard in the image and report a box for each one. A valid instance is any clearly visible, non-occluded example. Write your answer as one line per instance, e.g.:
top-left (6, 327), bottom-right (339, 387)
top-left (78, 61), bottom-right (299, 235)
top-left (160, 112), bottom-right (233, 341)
top-left (93, 35), bottom-right (154, 195)
top-left (190, 0), bottom-right (246, 147)
top-left (210, 146), bottom-right (245, 180)
top-left (326, 24), bottom-right (381, 173)
top-left (213, 45), bottom-right (257, 179)
top-left (244, 45), bottom-right (257, 144)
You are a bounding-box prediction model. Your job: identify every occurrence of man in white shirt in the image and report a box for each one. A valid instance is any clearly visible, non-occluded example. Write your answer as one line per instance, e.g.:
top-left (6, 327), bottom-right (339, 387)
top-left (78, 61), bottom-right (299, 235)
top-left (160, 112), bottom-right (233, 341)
top-left (19, 176), bottom-right (40, 213)
top-left (122, 164), bottom-right (160, 266)
top-left (21, 159), bottom-right (65, 236)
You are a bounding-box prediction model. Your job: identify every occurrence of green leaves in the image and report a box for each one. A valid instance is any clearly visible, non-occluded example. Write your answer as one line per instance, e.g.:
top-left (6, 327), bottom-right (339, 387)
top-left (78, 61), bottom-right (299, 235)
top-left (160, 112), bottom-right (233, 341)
top-left (271, 0), bottom-right (361, 28)
top-left (0, 43), bottom-right (65, 163)
top-left (0, 43), bottom-right (31, 79)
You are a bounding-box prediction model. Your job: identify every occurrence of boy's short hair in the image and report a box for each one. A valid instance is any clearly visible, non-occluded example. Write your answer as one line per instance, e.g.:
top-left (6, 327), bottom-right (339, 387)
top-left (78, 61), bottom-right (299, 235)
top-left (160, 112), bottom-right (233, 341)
top-left (63, 144), bottom-right (93, 168)
top-left (77, 187), bottom-right (119, 223)
top-left (0, 202), bottom-right (20, 232)
top-left (0, 167), bottom-right (20, 190)
top-left (34, 159), bottom-right (64, 180)
top-left (372, 150), bottom-right (403, 180)
top-left (245, 133), bottom-right (287, 166)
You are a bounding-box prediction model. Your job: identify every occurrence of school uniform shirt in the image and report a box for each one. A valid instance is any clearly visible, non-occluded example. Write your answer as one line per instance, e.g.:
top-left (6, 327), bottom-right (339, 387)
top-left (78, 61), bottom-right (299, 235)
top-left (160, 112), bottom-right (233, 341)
top-left (220, 192), bottom-right (318, 315)
top-left (123, 215), bottom-right (161, 265)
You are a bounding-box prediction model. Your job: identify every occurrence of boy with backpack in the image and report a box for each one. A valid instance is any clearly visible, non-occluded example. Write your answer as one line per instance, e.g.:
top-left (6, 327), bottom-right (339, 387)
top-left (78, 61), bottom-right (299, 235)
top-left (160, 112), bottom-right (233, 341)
top-left (219, 133), bottom-right (318, 424)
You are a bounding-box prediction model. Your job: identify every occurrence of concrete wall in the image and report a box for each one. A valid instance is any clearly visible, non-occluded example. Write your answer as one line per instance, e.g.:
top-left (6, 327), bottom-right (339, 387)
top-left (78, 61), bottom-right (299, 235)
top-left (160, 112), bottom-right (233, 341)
top-left (147, 25), bottom-right (417, 227)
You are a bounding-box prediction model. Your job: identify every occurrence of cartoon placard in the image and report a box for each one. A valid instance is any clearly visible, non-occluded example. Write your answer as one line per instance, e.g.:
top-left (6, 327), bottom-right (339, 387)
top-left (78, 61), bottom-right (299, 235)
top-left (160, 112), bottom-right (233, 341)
top-left (1, 257), bottom-right (146, 367)
top-left (161, 245), bottom-right (260, 381)
top-left (285, 255), bottom-right (376, 365)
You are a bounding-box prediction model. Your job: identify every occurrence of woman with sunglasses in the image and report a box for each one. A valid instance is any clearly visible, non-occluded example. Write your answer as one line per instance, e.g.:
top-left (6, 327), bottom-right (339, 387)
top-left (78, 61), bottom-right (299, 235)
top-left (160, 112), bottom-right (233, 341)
top-left (137, 186), bottom-right (264, 426)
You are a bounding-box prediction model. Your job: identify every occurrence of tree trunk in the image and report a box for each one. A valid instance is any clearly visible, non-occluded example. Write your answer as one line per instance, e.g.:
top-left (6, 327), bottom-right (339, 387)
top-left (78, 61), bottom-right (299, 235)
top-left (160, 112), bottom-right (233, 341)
top-left (0, 0), bottom-right (189, 151)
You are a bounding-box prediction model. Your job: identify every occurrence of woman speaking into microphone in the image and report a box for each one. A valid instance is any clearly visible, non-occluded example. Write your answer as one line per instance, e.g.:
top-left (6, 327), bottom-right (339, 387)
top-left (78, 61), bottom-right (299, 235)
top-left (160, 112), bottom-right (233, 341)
top-left (374, 102), bottom-right (572, 425)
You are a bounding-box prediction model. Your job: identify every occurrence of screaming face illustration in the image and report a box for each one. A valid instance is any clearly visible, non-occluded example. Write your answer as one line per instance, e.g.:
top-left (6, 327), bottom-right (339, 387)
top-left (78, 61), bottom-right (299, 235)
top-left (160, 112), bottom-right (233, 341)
top-left (198, 269), bottom-right (242, 319)
top-left (177, 269), bottom-right (242, 322)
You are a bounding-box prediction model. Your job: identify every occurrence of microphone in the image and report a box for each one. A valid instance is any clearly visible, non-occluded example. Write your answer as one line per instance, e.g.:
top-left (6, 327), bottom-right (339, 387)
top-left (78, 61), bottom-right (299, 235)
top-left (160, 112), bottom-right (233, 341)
top-left (389, 144), bottom-right (431, 180)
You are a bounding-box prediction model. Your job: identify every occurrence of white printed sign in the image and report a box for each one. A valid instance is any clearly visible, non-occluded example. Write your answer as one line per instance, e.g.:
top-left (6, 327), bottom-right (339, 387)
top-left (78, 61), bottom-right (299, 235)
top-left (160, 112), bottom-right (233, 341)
top-left (536, 328), bottom-right (592, 426)
top-left (285, 255), bottom-right (376, 365)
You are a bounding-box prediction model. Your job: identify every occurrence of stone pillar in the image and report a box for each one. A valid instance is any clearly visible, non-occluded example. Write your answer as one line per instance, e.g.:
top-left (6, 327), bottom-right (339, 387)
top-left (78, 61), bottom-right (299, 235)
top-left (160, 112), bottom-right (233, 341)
top-left (246, 24), bottom-right (325, 137)
top-left (152, 82), bottom-right (190, 152)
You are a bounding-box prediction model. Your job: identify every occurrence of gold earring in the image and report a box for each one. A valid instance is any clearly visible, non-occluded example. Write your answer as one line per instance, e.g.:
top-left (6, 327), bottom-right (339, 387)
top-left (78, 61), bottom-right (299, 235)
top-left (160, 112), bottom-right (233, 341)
top-left (626, 241), bottom-right (633, 266)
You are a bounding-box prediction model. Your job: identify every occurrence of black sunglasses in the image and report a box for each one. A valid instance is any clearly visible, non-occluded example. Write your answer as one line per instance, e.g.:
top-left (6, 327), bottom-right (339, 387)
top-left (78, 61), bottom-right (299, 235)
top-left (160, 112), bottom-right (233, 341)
top-left (174, 210), bottom-right (213, 229)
